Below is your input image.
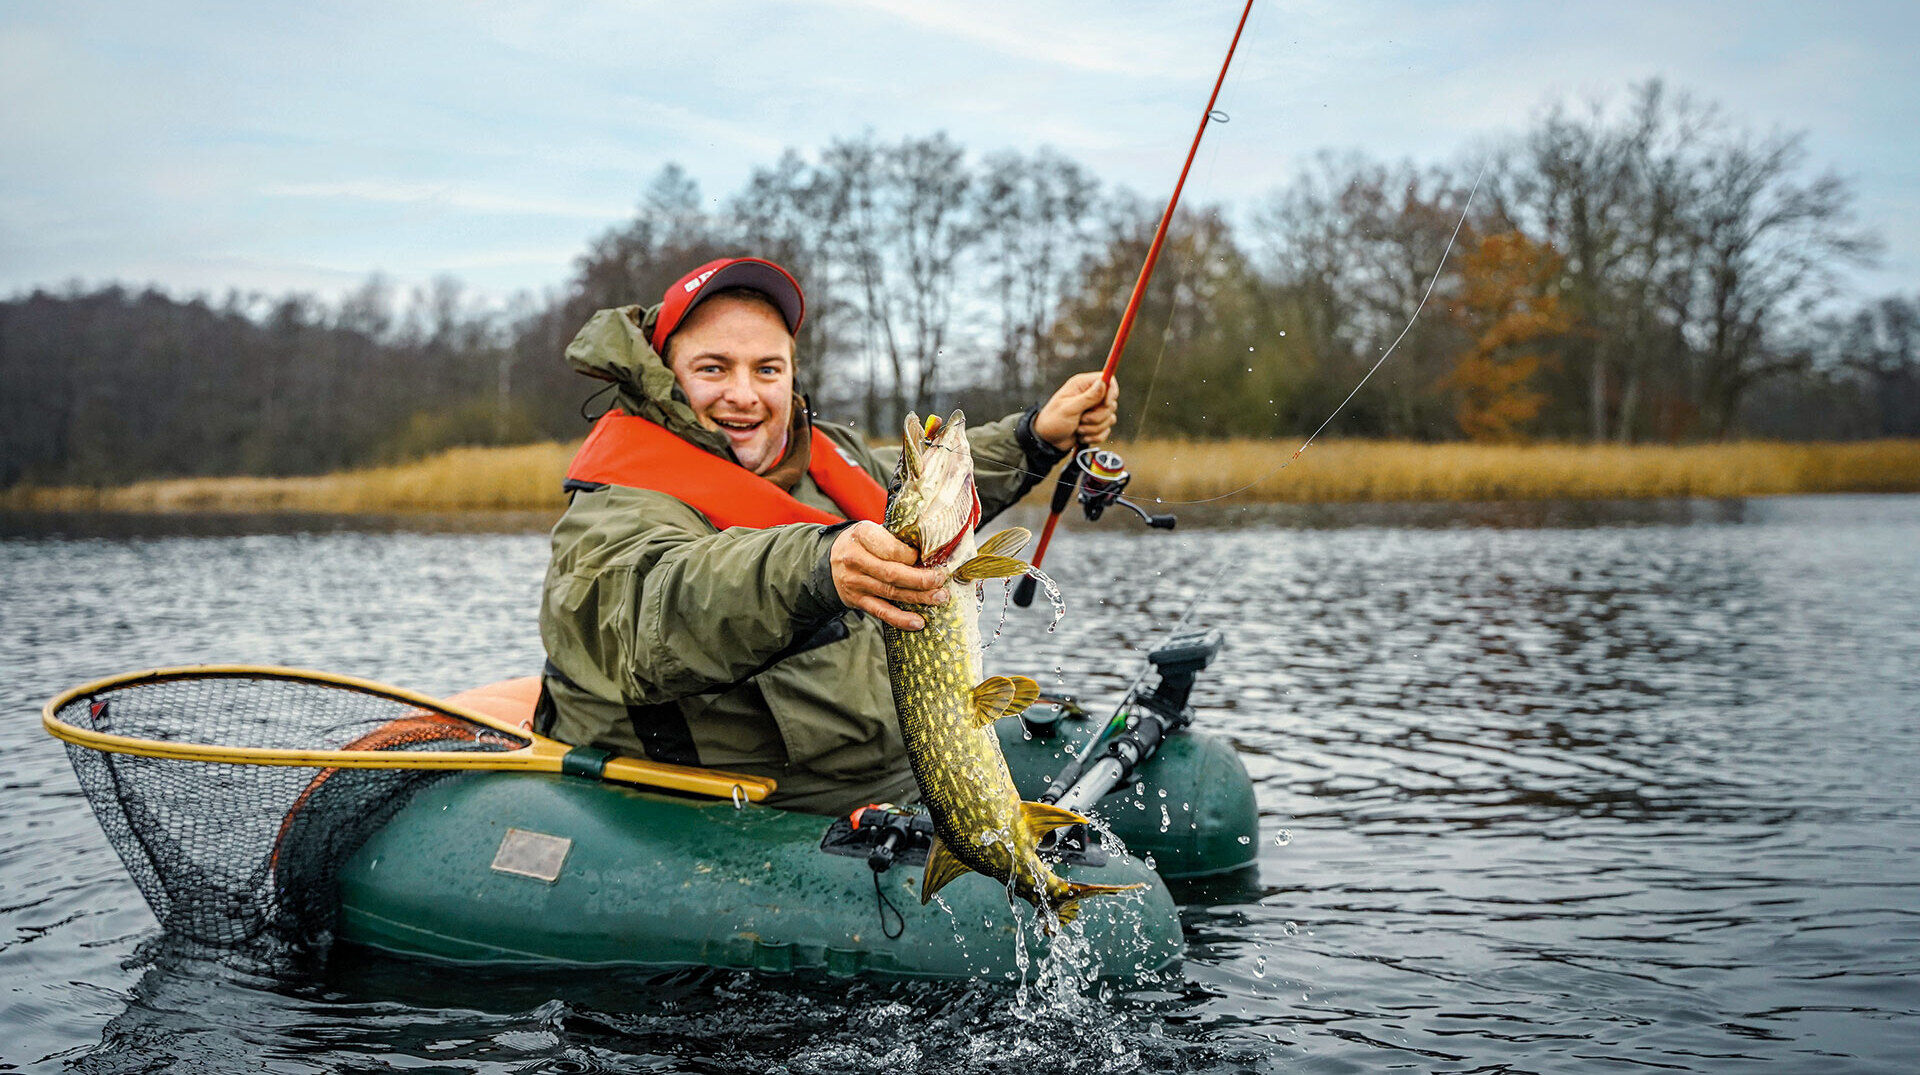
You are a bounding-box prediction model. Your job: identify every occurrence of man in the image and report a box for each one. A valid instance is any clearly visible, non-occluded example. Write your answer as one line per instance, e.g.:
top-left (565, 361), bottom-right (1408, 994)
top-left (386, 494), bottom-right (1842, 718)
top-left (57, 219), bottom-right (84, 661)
top-left (539, 257), bottom-right (1116, 815)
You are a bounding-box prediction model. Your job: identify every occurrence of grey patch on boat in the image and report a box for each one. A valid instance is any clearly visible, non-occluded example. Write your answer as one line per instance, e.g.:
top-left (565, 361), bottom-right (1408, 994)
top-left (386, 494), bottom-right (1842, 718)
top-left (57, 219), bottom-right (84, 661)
top-left (490, 828), bottom-right (571, 883)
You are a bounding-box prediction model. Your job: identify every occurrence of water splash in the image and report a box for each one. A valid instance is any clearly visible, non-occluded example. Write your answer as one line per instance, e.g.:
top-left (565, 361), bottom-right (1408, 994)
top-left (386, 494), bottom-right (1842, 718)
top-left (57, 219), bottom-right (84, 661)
top-left (1019, 564), bottom-right (1066, 634)
top-left (979, 577), bottom-right (1016, 652)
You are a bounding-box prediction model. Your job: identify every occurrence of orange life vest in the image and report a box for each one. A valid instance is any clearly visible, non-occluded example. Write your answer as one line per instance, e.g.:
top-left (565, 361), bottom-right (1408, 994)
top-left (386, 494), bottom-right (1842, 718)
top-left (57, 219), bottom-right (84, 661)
top-left (565, 410), bottom-right (888, 529)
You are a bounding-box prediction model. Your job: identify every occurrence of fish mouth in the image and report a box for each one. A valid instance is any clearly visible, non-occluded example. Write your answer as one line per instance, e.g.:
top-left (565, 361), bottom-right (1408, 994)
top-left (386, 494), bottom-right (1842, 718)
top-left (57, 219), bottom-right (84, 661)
top-left (911, 410), bottom-right (980, 567)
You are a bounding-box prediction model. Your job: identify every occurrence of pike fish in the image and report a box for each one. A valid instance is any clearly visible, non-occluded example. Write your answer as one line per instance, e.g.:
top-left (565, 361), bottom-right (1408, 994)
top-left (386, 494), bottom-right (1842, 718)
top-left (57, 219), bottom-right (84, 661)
top-left (881, 410), bottom-right (1142, 925)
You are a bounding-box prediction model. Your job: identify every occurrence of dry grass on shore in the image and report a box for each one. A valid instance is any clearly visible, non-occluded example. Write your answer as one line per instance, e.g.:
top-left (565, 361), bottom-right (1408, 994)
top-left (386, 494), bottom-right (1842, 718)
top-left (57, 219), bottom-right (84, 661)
top-left (0, 442), bottom-right (580, 514)
top-left (4, 438), bottom-right (1918, 515)
top-left (1117, 438), bottom-right (1920, 504)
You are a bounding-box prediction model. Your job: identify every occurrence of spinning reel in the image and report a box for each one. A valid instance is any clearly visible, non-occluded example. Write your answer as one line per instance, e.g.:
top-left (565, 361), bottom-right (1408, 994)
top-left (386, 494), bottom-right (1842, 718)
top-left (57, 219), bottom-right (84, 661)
top-left (1014, 447), bottom-right (1175, 607)
top-left (1074, 448), bottom-right (1177, 529)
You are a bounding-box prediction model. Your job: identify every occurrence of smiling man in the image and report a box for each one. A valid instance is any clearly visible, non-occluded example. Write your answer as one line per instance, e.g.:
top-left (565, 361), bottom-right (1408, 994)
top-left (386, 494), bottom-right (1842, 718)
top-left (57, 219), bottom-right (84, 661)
top-left (538, 257), bottom-right (1116, 814)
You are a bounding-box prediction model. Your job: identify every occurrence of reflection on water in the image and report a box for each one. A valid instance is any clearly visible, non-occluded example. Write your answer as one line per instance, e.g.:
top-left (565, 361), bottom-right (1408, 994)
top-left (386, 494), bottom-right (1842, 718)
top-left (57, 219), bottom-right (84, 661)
top-left (4, 495), bottom-right (1918, 1072)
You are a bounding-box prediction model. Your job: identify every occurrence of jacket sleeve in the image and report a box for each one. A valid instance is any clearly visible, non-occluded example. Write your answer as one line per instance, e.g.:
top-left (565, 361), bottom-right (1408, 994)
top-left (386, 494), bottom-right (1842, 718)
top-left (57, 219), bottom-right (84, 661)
top-left (540, 486), bottom-right (846, 706)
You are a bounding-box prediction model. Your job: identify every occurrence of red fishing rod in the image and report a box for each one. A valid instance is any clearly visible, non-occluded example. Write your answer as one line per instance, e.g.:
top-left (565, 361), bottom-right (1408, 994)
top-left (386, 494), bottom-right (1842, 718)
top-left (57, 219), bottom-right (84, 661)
top-left (1015, 0), bottom-right (1255, 607)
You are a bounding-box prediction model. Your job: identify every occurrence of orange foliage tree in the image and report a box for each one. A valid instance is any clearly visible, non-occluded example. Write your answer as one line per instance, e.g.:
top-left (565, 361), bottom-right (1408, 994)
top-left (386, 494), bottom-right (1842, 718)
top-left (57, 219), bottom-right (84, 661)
top-left (1442, 231), bottom-right (1573, 442)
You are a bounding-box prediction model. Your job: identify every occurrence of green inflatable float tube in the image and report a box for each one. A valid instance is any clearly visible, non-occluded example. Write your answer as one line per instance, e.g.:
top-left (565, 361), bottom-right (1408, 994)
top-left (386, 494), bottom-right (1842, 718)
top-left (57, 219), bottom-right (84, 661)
top-left (331, 631), bottom-right (1256, 979)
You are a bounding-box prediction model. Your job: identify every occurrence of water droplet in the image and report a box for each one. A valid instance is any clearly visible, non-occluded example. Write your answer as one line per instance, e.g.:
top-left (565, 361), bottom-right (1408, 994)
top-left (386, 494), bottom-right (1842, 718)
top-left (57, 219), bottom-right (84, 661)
top-left (1283, 920), bottom-right (1300, 936)
top-left (1253, 954), bottom-right (1267, 978)
top-left (1273, 829), bottom-right (1294, 846)
top-left (1237, 834), bottom-right (1251, 845)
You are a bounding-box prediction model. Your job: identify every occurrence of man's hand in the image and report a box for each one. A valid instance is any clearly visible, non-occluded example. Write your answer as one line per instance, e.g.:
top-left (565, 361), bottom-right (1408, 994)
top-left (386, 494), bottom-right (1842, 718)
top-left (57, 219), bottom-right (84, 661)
top-left (1033, 371), bottom-right (1119, 451)
top-left (831, 521), bottom-right (947, 631)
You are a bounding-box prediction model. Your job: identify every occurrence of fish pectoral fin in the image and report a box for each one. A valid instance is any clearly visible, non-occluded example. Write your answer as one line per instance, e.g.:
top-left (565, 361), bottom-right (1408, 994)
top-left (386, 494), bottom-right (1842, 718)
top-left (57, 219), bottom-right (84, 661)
top-left (970, 676), bottom-right (1015, 727)
top-left (952, 554), bottom-right (1028, 582)
top-left (1004, 675), bottom-right (1040, 716)
top-left (1053, 880), bottom-right (1149, 926)
top-left (971, 675), bottom-right (1041, 728)
top-left (920, 835), bottom-right (973, 903)
top-left (975, 526), bottom-right (1031, 559)
top-left (1020, 799), bottom-right (1088, 835)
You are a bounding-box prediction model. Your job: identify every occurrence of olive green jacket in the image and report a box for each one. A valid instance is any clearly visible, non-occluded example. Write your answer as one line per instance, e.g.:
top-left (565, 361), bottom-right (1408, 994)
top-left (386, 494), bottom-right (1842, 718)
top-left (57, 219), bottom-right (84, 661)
top-left (539, 305), bottom-right (1063, 815)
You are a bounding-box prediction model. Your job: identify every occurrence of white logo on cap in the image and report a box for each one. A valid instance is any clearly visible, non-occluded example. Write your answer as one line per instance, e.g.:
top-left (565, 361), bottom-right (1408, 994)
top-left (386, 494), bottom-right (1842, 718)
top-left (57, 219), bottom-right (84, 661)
top-left (682, 269), bottom-right (718, 294)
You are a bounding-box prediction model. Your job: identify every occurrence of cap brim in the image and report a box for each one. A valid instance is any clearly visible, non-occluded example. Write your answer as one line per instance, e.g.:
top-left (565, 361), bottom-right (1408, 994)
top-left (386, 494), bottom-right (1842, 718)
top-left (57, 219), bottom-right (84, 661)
top-left (695, 260), bottom-right (804, 336)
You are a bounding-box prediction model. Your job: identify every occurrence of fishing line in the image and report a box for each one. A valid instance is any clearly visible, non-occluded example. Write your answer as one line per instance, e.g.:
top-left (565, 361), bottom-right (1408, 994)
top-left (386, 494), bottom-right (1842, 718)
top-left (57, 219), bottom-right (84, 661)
top-left (962, 162), bottom-right (1483, 500)
top-left (1121, 161), bottom-right (1487, 507)
top-left (1131, 113), bottom-right (1231, 443)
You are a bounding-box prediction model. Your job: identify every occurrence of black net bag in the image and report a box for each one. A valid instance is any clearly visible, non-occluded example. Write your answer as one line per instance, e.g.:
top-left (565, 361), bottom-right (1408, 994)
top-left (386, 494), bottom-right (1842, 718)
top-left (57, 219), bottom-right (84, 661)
top-left (46, 668), bottom-right (530, 950)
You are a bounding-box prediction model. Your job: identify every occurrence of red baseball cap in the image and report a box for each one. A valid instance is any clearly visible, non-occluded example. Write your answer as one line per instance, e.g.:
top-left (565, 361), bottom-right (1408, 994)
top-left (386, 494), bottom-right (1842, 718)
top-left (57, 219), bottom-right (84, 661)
top-left (649, 256), bottom-right (805, 354)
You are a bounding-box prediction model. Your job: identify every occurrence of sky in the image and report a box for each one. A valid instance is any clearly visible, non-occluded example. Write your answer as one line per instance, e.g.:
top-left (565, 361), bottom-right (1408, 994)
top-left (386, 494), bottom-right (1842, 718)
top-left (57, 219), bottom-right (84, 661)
top-left (3, 0), bottom-right (1917, 310)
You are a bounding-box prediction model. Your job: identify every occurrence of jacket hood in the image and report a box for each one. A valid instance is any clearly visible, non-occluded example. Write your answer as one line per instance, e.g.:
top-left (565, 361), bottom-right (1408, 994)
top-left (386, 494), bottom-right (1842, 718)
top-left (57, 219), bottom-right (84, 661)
top-left (564, 304), bottom-right (729, 457)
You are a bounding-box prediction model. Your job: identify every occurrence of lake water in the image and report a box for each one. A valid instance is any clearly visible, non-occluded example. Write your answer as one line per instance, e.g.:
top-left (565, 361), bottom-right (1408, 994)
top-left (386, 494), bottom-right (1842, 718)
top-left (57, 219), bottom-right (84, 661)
top-left (2, 496), bottom-right (1916, 1073)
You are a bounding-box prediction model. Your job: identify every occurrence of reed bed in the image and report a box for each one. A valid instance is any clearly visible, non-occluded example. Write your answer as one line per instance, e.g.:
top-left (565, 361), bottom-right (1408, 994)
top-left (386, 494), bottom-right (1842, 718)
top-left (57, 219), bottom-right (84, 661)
top-left (1117, 438), bottom-right (1920, 503)
top-left (5, 438), bottom-right (1918, 515)
top-left (1, 442), bottom-right (579, 514)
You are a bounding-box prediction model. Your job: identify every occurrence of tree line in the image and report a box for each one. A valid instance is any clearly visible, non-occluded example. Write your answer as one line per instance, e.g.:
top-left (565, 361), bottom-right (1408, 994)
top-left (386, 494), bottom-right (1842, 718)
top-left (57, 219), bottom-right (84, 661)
top-left (3, 79), bottom-right (1916, 488)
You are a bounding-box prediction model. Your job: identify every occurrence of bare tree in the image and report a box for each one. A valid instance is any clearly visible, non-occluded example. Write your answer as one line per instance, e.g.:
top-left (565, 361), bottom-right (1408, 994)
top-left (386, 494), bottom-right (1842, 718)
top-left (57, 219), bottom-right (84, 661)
top-left (975, 148), bottom-right (1101, 414)
top-left (1681, 131), bottom-right (1878, 436)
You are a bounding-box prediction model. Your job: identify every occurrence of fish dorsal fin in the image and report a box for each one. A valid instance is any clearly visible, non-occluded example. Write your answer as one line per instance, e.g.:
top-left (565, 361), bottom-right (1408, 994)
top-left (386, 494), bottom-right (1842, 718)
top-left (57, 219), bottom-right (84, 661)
top-left (976, 526), bottom-right (1031, 558)
top-left (1020, 800), bottom-right (1088, 836)
top-left (920, 835), bottom-right (972, 903)
top-left (971, 675), bottom-right (1040, 728)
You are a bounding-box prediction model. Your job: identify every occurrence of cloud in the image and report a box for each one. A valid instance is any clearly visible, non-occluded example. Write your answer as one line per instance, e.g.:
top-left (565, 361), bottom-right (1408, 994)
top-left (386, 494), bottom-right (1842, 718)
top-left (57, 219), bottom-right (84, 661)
top-left (263, 181), bottom-right (627, 221)
top-left (4, 0), bottom-right (1918, 303)
top-left (804, 0), bottom-right (1195, 79)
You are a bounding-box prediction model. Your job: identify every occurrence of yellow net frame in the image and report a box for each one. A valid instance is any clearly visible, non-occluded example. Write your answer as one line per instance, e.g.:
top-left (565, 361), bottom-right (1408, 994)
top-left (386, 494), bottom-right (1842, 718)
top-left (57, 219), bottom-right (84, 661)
top-left (45, 665), bottom-right (774, 802)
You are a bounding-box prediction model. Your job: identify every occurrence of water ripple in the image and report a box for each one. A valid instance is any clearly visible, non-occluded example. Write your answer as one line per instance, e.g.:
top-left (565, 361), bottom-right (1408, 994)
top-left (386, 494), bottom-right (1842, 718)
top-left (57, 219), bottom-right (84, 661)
top-left (4, 495), bottom-right (1918, 1072)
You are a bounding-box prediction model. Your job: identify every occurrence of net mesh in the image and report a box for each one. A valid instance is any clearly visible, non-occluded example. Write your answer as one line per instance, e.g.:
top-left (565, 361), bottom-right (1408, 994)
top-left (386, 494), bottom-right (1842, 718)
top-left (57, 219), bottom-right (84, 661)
top-left (54, 672), bottom-right (529, 952)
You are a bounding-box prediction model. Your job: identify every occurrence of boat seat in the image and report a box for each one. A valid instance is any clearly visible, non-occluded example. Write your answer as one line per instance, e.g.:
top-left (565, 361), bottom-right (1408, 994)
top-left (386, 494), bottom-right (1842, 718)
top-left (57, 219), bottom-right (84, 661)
top-left (442, 677), bottom-right (542, 733)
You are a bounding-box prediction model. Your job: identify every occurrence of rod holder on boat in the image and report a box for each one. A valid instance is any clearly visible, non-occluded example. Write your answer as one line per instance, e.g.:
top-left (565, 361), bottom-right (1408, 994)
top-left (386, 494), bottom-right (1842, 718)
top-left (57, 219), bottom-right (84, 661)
top-left (1047, 629), bottom-right (1224, 813)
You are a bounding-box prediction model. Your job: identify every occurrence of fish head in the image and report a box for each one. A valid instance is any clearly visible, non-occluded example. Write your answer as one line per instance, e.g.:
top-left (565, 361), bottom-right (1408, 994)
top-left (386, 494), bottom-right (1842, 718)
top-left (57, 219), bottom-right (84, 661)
top-left (887, 409), bottom-right (979, 568)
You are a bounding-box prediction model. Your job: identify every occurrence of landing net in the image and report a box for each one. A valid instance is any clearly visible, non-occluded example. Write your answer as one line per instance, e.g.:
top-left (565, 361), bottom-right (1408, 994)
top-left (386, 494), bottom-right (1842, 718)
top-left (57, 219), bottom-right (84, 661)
top-left (47, 667), bottom-right (529, 951)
